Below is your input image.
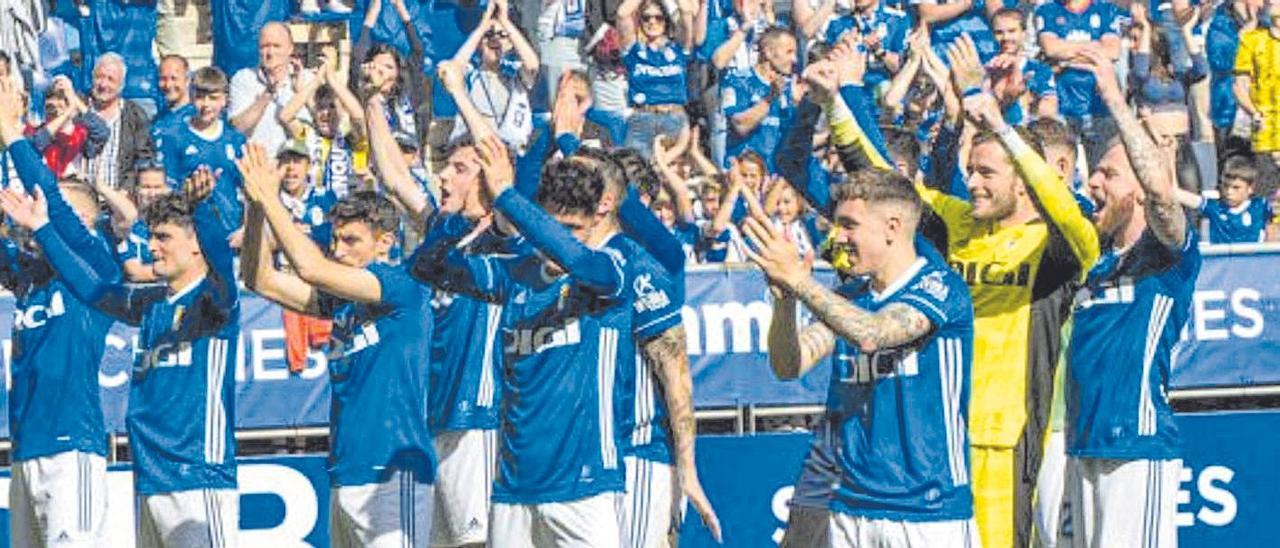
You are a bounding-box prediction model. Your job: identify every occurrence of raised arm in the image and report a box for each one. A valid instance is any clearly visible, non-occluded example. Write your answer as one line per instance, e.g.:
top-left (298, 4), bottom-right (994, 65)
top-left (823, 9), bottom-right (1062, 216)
top-left (438, 60), bottom-right (498, 140)
top-left (453, 2), bottom-right (496, 67)
top-left (916, 0), bottom-right (974, 25)
top-left (797, 0), bottom-right (837, 39)
top-left (238, 143), bottom-right (389, 304)
top-left (675, 0), bottom-right (699, 51)
top-left (1079, 48), bottom-right (1186, 249)
top-left (495, 0), bottom-right (541, 85)
top-left (617, 0), bottom-right (643, 50)
top-left (366, 93), bottom-right (433, 226)
top-left (241, 202), bottom-right (322, 314)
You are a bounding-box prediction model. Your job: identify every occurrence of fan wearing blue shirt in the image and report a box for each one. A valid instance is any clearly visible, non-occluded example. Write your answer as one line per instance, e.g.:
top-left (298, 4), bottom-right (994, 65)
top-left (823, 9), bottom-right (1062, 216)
top-left (1065, 51), bottom-right (1200, 548)
top-left (721, 27), bottom-right (799, 172)
top-left (0, 95), bottom-right (121, 545)
top-left (617, 0), bottom-right (699, 156)
top-left (753, 171), bottom-right (978, 547)
top-left (990, 8), bottom-right (1059, 125)
top-left (413, 138), bottom-right (637, 546)
top-left (821, 0), bottom-right (911, 91)
top-left (1174, 155), bottom-right (1274, 243)
top-left (239, 144), bottom-right (437, 547)
top-left (911, 0), bottom-right (1004, 63)
top-left (154, 67), bottom-right (246, 234)
top-left (1035, 0), bottom-right (1124, 158)
top-left (5, 166), bottom-right (241, 547)
top-left (152, 54), bottom-right (196, 140)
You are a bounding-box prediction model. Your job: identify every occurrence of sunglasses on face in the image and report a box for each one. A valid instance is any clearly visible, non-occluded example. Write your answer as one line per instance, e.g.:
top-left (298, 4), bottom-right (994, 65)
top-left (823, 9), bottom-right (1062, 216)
top-left (641, 13), bottom-right (666, 23)
top-left (485, 30), bottom-right (510, 40)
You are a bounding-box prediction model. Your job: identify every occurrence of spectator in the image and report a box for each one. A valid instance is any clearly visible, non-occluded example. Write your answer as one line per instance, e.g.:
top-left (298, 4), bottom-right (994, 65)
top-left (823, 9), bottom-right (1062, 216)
top-left (702, 152), bottom-right (765, 262)
top-left (989, 8), bottom-right (1058, 125)
top-left (352, 0), bottom-right (430, 142)
top-left (1131, 2), bottom-right (1208, 192)
top-left (1036, 0), bottom-right (1125, 162)
top-left (447, 0), bottom-right (540, 151)
top-left (85, 52), bottom-right (153, 192)
top-left (1207, 0), bottom-right (1257, 161)
top-left (1233, 0), bottom-right (1280, 194)
top-left (279, 47), bottom-right (371, 200)
top-left (274, 138), bottom-right (336, 373)
top-left (229, 22), bottom-right (313, 155)
top-left (25, 76), bottom-right (108, 179)
top-left (1175, 155), bottom-right (1275, 243)
top-left (707, 0), bottom-right (771, 164)
top-left (617, 0), bottom-right (699, 156)
top-left (96, 158), bottom-right (164, 282)
top-left (722, 27), bottom-right (799, 171)
top-left (536, 0), bottom-right (590, 102)
top-left (821, 0), bottom-right (911, 92)
top-left (153, 54), bottom-right (194, 137)
top-left (914, 0), bottom-right (1003, 63)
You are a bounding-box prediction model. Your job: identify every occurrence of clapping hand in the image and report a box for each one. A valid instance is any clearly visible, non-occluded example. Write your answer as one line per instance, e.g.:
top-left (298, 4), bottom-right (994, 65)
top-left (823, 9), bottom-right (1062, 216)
top-left (237, 144), bottom-right (284, 205)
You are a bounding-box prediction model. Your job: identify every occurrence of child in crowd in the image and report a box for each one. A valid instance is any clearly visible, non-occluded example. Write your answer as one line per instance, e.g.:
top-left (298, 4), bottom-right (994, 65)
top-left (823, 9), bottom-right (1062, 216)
top-left (1176, 155), bottom-right (1276, 243)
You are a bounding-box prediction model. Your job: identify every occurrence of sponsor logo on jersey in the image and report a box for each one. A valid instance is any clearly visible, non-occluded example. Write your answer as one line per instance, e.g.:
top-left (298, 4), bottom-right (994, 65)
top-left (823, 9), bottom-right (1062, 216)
top-left (950, 260), bottom-right (1032, 287)
top-left (139, 341), bottom-right (194, 373)
top-left (12, 291), bottom-right (66, 331)
top-left (633, 274), bottom-right (671, 313)
top-left (1074, 276), bottom-right (1136, 309)
top-left (506, 318), bottom-right (582, 356)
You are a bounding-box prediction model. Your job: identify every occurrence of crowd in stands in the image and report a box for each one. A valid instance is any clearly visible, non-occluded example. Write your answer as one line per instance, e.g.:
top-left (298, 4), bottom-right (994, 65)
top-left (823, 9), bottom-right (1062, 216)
top-left (0, 0), bottom-right (1275, 279)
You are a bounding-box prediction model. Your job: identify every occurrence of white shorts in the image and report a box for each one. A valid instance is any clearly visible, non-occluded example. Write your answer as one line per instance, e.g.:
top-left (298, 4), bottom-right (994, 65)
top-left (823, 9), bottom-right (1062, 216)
top-left (10, 450), bottom-right (108, 547)
top-left (331, 469), bottom-right (434, 548)
top-left (1061, 457), bottom-right (1180, 548)
top-left (830, 514), bottom-right (982, 548)
top-left (490, 492), bottom-right (622, 548)
top-left (1033, 431), bottom-right (1069, 548)
top-left (620, 456), bottom-right (677, 548)
top-left (137, 488), bottom-right (238, 548)
top-left (432, 429), bottom-right (498, 547)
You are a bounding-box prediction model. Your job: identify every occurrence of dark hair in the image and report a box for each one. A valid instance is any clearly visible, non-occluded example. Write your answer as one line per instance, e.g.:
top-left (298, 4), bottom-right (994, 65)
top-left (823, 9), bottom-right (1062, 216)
top-left (191, 66), bottom-right (229, 95)
top-left (831, 169), bottom-right (923, 226)
top-left (572, 146), bottom-right (628, 200)
top-left (991, 7), bottom-right (1025, 29)
top-left (808, 42), bottom-right (833, 65)
top-left (144, 193), bottom-right (197, 231)
top-left (637, 0), bottom-right (674, 38)
top-left (736, 150), bottom-right (767, 173)
top-left (314, 84), bottom-right (336, 108)
top-left (1147, 30), bottom-right (1174, 83)
top-left (882, 127), bottom-right (920, 176)
top-left (328, 190), bottom-right (401, 235)
top-left (1220, 156), bottom-right (1259, 186)
top-left (364, 43), bottom-right (407, 99)
top-left (611, 148), bottom-right (662, 202)
top-left (536, 159), bottom-right (605, 217)
top-left (757, 26), bottom-right (796, 57)
top-left (1026, 117), bottom-right (1077, 157)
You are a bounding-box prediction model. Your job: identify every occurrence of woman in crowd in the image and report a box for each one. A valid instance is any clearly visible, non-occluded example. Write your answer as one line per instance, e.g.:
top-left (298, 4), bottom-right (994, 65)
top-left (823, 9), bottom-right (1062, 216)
top-left (1130, 2), bottom-right (1209, 192)
top-left (616, 0), bottom-right (700, 155)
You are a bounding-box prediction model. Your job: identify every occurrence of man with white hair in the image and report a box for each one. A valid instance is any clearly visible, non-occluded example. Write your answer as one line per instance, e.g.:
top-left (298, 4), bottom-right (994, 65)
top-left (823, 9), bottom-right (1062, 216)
top-left (229, 22), bottom-right (315, 154)
top-left (86, 52), bottom-right (154, 191)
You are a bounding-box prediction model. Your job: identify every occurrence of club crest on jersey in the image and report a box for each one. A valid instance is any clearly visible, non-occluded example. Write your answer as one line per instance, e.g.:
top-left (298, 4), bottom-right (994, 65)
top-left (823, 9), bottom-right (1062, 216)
top-left (633, 274), bottom-right (670, 313)
top-left (12, 290), bottom-right (66, 331)
top-left (912, 270), bottom-right (949, 302)
top-left (506, 318), bottom-right (582, 356)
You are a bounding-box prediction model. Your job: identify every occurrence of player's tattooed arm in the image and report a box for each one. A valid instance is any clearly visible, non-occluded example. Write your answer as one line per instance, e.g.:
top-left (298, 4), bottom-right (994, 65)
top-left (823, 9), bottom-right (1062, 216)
top-left (1080, 48), bottom-right (1187, 250)
top-left (643, 326), bottom-right (723, 541)
top-left (767, 291), bottom-right (836, 379)
top-left (790, 278), bottom-right (934, 353)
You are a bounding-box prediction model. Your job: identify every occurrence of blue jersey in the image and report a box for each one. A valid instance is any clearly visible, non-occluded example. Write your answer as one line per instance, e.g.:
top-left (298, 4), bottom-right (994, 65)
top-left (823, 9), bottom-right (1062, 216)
top-left (34, 198), bottom-right (240, 495)
top-left (113, 219), bottom-right (153, 266)
top-left (282, 186), bottom-right (337, 248)
top-left (912, 0), bottom-right (1000, 62)
top-left (154, 121), bottom-right (247, 231)
top-left (623, 41), bottom-right (689, 107)
top-left (617, 240), bottom-right (683, 464)
top-left (318, 263), bottom-right (436, 487)
top-left (1200, 197), bottom-right (1271, 244)
top-left (828, 257), bottom-right (975, 521)
top-left (1068, 229), bottom-right (1200, 460)
top-left (1035, 0), bottom-right (1124, 119)
top-left (1207, 6), bottom-right (1244, 129)
top-left (2, 248), bottom-right (114, 462)
top-left (151, 103), bottom-right (196, 139)
top-left (421, 228), bottom-right (507, 432)
top-left (722, 70), bottom-right (796, 171)
top-left (823, 6), bottom-right (911, 89)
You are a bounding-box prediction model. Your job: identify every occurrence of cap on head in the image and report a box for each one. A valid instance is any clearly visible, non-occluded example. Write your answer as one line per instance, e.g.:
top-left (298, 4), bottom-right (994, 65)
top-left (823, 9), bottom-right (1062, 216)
top-left (276, 139), bottom-right (310, 161)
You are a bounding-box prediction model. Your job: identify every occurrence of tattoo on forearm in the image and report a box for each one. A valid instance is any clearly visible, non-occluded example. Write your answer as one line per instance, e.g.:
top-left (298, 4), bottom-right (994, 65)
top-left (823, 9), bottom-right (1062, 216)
top-left (791, 277), bottom-right (932, 352)
top-left (644, 326), bottom-right (697, 468)
top-left (1106, 96), bottom-right (1187, 247)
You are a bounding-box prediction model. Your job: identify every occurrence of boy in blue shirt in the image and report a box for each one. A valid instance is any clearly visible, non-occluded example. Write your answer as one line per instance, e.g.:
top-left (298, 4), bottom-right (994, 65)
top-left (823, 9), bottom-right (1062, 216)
top-left (752, 170), bottom-right (979, 547)
top-left (1175, 155), bottom-right (1275, 243)
top-left (238, 143), bottom-right (437, 547)
top-left (0, 79), bottom-right (120, 545)
top-left (4, 167), bottom-right (240, 547)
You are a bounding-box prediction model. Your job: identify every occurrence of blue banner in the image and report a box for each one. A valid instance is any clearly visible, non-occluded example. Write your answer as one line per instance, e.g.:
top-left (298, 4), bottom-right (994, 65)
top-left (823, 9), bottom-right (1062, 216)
top-left (0, 250), bottom-right (1278, 438)
top-left (0, 410), bottom-right (1271, 546)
